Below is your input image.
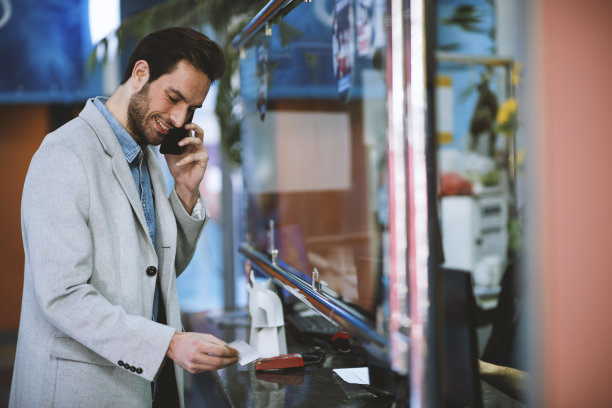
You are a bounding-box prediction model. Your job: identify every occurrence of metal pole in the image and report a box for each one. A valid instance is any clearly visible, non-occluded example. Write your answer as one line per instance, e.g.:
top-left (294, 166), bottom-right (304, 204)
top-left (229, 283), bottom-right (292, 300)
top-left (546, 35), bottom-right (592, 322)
top-left (221, 153), bottom-right (236, 311)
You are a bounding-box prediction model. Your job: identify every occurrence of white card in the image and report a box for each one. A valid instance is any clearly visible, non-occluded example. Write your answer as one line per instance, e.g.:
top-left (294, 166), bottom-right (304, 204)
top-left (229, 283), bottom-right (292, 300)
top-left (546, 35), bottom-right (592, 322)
top-left (333, 367), bottom-right (370, 385)
top-left (228, 340), bottom-right (261, 366)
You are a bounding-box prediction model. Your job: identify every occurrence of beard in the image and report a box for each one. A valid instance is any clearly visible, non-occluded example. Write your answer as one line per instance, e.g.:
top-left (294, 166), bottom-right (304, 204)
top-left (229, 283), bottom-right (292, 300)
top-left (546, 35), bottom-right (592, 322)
top-left (126, 82), bottom-right (153, 146)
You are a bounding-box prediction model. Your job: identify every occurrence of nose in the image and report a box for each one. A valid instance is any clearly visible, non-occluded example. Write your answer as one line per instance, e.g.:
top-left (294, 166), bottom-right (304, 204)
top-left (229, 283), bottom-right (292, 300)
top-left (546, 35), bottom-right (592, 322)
top-left (169, 105), bottom-right (190, 128)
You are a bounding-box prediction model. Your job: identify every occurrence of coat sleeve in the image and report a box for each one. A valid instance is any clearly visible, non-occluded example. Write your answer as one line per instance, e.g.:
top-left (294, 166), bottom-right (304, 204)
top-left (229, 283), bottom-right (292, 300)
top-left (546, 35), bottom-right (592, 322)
top-left (22, 142), bottom-right (176, 382)
top-left (168, 188), bottom-right (208, 275)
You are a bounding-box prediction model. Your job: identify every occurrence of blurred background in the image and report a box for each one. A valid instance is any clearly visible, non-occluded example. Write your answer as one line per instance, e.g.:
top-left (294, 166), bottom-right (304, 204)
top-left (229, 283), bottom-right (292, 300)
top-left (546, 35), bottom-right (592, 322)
top-left (1, 0), bottom-right (612, 407)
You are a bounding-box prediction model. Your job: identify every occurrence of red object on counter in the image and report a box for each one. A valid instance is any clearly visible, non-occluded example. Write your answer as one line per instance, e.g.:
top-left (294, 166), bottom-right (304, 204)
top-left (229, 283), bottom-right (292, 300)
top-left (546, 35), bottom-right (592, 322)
top-left (255, 353), bottom-right (305, 371)
top-left (331, 331), bottom-right (352, 352)
top-left (331, 331), bottom-right (351, 342)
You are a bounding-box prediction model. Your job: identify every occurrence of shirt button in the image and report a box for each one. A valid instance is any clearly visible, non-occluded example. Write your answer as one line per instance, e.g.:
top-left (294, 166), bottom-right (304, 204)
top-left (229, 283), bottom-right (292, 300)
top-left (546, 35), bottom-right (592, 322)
top-left (142, 203), bottom-right (146, 208)
top-left (118, 360), bottom-right (124, 367)
top-left (136, 367), bottom-right (143, 374)
top-left (146, 266), bottom-right (157, 277)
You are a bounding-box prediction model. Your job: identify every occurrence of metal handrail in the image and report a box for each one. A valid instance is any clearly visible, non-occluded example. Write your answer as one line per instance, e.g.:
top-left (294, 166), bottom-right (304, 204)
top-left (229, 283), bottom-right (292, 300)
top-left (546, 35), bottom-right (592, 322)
top-left (231, 0), bottom-right (299, 49)
top-left (239, 243), bottom-right (390, 357)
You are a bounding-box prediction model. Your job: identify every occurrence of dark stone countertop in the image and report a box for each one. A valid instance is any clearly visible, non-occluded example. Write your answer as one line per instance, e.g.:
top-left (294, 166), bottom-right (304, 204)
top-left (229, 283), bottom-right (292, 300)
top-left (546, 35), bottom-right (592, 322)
top-left (186, 311), bottom-right (525, 408)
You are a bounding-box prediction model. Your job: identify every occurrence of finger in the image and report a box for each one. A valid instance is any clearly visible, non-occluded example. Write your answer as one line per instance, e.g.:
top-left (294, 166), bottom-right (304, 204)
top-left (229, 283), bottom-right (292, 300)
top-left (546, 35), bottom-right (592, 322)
top-left (175, 151), bottom-right (208, 168)
top-left (214, 355), bottom-right (239, 368)
top-left (190, 357), bottom-right (238, 373)
top-left (200, 334), bottom-right (229, 347)
top-left (178, 134), bottom-right (203, 148)
top-left (184, 359), bottom-right (235, 374)
top-left (176, 147), bottom-right (210, 167)
top-left (199, 342), bottom-right (238, 358)
top-left (192, 353), bottom-right (238, 370)
top-left (204, 354), bottom-right (237, 367)
top-left (183, 122), bottom-right (204, 140)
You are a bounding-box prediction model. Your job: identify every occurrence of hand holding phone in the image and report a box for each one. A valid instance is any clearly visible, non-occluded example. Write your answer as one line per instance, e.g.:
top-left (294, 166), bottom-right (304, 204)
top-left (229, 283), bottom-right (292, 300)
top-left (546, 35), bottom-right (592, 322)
top-left (162, 117), bottom-right (208, 214)
top-left (160, 126), bottom-right (189, 155)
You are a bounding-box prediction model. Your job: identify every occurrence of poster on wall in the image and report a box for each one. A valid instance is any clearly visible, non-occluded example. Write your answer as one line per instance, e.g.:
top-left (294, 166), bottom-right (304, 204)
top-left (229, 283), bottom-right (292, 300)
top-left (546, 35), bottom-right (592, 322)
top-left (332, 0), bottom-right (354, 101)
top-left (356, 0), bottom-right (375, 56)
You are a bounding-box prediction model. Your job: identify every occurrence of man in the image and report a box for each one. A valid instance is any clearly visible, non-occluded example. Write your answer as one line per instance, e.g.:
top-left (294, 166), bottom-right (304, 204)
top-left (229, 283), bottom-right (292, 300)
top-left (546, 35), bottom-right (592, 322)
top-left (10, 27), bottom-right (238, 407)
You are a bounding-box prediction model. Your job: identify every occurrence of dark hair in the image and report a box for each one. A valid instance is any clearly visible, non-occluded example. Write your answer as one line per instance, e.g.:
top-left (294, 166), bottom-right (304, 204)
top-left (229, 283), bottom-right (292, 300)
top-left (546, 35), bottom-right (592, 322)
top-left (121, 27), bottom-right (225, 85)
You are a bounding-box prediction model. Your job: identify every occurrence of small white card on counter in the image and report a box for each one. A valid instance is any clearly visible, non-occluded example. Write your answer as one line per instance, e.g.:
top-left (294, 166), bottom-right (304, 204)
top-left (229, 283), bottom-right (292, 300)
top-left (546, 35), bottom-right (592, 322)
top-left (228, 340), bottom-right (261, 366)
top-left (333, 367), bottom-right (370, 385)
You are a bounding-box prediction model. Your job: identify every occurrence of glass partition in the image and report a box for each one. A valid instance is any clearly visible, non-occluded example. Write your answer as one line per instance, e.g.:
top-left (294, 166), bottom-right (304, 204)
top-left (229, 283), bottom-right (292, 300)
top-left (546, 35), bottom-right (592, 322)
top-left (238, 0), bottom-right (389, 318)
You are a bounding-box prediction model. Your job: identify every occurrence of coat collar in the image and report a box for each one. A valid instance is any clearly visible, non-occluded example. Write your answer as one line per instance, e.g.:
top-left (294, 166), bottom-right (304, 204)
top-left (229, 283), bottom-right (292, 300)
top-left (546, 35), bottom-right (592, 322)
top-left (79, 98), bottom-right (123, 158)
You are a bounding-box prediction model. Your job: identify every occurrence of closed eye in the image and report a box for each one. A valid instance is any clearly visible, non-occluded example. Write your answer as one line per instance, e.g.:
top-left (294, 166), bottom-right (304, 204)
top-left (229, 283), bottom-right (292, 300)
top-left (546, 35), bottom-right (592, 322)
top-left (164, 90), bottom-right (178, 104)
top-left (165, 87), bottom-right (203, 112)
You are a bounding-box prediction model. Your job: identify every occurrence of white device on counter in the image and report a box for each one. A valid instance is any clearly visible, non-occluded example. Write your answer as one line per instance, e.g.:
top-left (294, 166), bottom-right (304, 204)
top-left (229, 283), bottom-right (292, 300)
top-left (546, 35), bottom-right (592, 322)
top-left (247, 270), bottom-right (287, 358)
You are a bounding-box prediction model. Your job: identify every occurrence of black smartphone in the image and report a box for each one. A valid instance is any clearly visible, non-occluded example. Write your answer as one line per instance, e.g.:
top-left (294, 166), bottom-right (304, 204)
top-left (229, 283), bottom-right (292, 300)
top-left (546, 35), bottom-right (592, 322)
top-left (160, 114), bottom-right (193, 155)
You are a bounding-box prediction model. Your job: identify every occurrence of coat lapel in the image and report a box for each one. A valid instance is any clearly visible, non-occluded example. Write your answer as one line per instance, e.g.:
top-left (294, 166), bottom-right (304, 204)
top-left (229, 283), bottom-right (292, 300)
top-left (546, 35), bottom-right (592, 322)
top-left (146, 146), bottom-right (176, 250)
top-left (79, 99), bottom-right (154, 251)
top-left (110, 154), bottom-right (151, 241)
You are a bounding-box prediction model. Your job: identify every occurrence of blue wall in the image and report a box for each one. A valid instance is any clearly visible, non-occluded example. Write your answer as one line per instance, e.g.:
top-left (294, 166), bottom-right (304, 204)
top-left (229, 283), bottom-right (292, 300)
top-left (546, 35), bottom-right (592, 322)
top-left (0, 0), bottom-right (102, 104)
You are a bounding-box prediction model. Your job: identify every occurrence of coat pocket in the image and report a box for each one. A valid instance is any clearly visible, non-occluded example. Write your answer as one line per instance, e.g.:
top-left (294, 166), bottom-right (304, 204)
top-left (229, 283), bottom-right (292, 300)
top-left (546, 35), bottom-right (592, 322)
top-left (50, 336), bottom-right (115, 367)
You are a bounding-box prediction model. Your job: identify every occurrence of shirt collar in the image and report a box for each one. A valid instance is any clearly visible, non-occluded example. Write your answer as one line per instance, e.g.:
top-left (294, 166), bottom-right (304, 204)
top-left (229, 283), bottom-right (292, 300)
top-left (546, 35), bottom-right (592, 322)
top-left (93, 96), bottom-right (142, 164)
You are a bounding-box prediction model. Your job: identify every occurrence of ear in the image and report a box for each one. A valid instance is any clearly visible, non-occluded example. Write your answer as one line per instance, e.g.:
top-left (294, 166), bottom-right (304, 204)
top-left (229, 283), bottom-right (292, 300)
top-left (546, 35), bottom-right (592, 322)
top-left (131, 60), bottom-right (150, 91)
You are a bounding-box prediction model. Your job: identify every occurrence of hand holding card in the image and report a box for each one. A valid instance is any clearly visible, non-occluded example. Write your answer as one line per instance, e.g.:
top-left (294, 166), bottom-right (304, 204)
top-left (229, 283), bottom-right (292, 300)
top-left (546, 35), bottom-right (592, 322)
top-left (228, 340), bottom-right (261, 366)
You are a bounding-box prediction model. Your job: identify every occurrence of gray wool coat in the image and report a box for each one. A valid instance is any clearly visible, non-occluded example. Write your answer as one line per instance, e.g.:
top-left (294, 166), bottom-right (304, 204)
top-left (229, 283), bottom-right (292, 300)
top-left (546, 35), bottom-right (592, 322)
top-left (9, 99), bottom-right (207, 408)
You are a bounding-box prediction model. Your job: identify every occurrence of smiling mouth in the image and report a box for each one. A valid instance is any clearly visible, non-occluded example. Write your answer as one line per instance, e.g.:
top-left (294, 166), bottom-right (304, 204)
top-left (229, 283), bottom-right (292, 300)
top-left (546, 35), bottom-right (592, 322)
top-left (155, 117), bottom-right (172, 133)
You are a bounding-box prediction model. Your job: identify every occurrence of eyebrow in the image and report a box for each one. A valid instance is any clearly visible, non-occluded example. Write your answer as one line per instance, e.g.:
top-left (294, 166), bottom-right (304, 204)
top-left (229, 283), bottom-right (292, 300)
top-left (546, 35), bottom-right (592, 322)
top-left (167, 87), bottom-right (203, 109)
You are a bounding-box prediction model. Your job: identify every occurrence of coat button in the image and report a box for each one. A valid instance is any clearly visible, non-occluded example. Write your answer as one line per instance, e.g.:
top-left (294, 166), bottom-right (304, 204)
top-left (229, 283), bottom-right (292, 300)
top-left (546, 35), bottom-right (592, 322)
top-left (118, 360), bottom-right (124, 367)
top-left (146, 266), bottom-right (157, 277)
top-left (129, 366), bottom-right (136, 372)
top-left (136, 367), bottom-right (143, 374)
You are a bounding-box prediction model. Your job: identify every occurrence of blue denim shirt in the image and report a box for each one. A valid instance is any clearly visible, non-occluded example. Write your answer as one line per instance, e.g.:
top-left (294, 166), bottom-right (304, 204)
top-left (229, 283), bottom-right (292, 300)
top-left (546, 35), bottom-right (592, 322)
top-left (93, 97), bottom-right (161, 322)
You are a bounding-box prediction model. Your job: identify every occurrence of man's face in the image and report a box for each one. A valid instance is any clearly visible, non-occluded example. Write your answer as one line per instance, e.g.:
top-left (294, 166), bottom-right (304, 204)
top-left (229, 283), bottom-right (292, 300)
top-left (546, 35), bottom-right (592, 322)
top-left (127, 60), bottom-right (211, 146)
